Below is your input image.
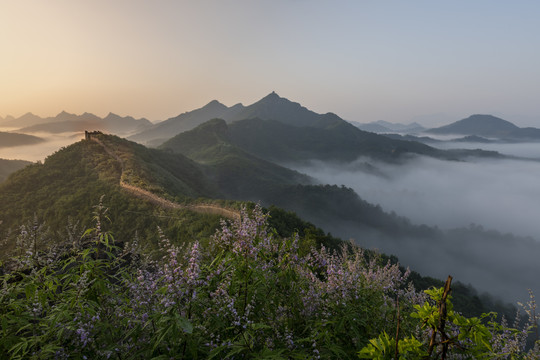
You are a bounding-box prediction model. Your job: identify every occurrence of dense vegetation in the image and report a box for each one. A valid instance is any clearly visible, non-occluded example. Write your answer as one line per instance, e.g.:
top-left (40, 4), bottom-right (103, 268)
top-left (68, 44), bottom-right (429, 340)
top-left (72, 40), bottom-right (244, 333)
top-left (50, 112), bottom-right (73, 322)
top-left (1, 134), bottom-right (531, 312)
top-left (0, 159), bottom-right (32, 183)
top-left (0, 138), bottom-right (228, 256)
top-left (160, 117), bottom-right (438, 164)
top-left (1, 205), bottom-right (538, 359)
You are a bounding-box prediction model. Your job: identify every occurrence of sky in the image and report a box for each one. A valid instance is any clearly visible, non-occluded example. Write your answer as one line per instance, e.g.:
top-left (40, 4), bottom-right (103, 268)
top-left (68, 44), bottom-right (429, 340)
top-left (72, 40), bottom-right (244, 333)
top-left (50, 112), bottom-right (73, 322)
top-left (2, 1), bottom-right (540, 127)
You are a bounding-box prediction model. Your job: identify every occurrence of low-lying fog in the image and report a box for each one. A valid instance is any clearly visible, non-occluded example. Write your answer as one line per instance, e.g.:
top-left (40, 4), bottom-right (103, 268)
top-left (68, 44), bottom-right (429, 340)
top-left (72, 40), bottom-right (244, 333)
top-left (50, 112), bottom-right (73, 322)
top-left (288, 143), bottom-right (540, 302)
top-left (0, 130), bottom-right (84, 162)
top-left (292, 142), bottom-right (540, 241)
top-left (437, 140), bottom-right (540, 159)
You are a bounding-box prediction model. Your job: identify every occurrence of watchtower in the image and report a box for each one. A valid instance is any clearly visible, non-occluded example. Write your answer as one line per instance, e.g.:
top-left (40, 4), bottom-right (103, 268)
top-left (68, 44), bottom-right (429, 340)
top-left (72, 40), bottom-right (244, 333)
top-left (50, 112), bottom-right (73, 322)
top-left (85, 130), bottom-right (103, 140)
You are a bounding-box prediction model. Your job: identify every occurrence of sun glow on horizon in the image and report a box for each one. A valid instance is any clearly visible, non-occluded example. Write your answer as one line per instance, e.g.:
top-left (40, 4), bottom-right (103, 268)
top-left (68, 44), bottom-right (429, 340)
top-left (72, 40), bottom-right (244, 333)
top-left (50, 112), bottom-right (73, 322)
top-left (2, 1), bottom-right (540, 127)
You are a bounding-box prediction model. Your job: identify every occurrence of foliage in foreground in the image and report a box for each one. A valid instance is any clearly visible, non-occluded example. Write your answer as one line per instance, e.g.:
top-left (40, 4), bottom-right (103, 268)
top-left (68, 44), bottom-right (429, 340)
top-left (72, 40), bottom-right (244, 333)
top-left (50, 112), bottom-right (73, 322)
top-left (0, 205), bottom-right (538, 359)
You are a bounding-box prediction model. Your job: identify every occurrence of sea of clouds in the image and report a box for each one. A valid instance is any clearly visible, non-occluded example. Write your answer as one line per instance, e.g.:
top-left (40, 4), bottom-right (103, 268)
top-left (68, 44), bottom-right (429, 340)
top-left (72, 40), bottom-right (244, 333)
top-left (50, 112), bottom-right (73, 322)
top-left (0, 129), bottom-right (84, 162)
top-left (291, 142), bottom-right (540, 241)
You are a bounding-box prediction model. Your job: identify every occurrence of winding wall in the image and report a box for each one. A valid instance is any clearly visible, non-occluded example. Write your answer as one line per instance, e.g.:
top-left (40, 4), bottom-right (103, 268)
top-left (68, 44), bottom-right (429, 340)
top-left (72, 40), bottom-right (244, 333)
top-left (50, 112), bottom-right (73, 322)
top-left (88, 135), bottom-right (240, 221)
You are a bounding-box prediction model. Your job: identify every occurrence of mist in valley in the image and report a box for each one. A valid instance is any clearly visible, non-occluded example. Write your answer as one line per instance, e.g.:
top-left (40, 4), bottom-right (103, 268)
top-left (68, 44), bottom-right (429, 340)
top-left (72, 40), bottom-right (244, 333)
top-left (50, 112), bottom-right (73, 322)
top-left (292, 143), bottom-right (540, 239)
top-left (288, 143), bottom-right (540, 302)
top-left (2, 127), bottom-right (540, 303)
top-left (0, 130), bottom-right (84, 162)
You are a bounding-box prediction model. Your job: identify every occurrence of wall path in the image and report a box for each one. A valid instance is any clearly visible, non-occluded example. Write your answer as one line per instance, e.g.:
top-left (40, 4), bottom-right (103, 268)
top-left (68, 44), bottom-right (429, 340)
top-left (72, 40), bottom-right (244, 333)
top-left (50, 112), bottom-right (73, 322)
top-left (89, 135), bottom-right (241, 221)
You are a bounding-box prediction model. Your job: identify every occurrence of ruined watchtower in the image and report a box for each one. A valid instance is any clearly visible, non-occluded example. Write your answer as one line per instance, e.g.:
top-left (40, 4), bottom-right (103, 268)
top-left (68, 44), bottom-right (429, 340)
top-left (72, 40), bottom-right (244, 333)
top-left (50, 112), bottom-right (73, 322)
top-left (85, 130), bottom-right (103, 140)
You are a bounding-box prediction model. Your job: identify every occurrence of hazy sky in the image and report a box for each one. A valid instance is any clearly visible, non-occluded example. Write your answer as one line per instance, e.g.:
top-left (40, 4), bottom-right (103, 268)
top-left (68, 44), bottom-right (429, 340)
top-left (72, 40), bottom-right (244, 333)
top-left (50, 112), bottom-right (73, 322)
top-left (2, 1), bottom-right (540, 127)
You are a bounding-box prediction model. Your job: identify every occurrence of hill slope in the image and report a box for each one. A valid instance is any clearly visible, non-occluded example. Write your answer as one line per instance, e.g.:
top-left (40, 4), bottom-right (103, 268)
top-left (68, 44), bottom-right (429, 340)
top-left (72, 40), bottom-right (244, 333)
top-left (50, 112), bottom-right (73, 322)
top-left (158, 119), bottom-right (313, 199)
top-left (0, 134), bottom-right (235, 254)
top-left (0, 159), bottom-right (32, 183)
top-left (227, 118), bottom-right (438, 162)
top-left (0, 131), bottom-right (534, 317)
top-left (160, 119), bottom-right (540, 302)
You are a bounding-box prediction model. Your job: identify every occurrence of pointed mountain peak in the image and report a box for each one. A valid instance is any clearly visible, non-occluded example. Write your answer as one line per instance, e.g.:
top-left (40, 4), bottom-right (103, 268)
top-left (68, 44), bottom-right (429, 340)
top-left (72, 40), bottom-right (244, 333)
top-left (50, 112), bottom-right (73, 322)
top-left (203, 99), bottom-right (227, 110)
top-left (105, 112), bottom-right (121, 119)
top-left (18, 112), bottom-right (42, 121)
top-left (207, 99), bottom-right (222, 105)
top-left (260, 91), bottom-right (282, 102)
top-left (56, 110), bottom-right (73, 118)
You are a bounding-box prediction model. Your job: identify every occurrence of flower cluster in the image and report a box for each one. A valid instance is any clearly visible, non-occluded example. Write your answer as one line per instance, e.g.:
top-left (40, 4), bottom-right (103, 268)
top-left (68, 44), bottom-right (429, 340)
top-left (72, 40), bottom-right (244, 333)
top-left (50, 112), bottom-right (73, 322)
top-left (1, 204), bottom-right (537, 359)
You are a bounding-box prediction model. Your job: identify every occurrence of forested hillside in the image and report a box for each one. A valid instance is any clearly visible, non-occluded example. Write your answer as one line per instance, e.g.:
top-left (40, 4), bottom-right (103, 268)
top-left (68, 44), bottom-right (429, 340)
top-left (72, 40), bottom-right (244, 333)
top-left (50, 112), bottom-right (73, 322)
top-left (0, 158), bottom-right (32, 183)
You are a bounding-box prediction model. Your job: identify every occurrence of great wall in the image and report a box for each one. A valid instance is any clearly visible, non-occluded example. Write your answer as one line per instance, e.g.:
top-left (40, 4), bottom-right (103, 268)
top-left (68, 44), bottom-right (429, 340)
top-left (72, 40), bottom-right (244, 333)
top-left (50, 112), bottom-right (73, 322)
top-left (85, 131), bottom-right (241, 221)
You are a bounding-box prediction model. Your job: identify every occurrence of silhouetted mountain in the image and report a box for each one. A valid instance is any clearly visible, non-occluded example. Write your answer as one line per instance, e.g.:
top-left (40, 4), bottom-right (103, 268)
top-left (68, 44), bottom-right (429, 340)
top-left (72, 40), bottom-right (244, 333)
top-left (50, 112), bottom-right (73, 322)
top-left (0, 131), bottom-right (44, 147)
top-left (129, 100), bottom-right (241, 145)
top-left (222, 91), bottom-right (345, 129)
top-left (131, 92), bottom-right (361, 145)
top-left (16, 111), bottom-right (152, 135)
top-left (1, 112), bottom-right (43, 128)
top-left (427, 114), bottom-right (540, 141)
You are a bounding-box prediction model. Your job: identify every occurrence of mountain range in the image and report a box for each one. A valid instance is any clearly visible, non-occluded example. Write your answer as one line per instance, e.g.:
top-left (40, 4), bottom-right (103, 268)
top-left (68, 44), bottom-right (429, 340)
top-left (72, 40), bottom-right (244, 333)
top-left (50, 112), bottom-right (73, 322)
top-left (1, 93), bottom-right (540, 306)
top-left (3, 129), bottom-right (538, 306)
top-left (0, 111), bottom-right (152, 136)
top-left (130, 92), bottom-right (363, 146)
top-left (130, 92), bottom-right (505, 163)
top-left (351, 114), bottom-right (540, 143)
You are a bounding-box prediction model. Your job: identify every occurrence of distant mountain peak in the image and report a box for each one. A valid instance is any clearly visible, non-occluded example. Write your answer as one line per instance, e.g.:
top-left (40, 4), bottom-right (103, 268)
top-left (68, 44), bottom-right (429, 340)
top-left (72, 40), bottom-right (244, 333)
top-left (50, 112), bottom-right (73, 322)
top-left (230, 103), bottom-right (244, 109)
top-left (451, 114), bottom-right (518, 130)
top-left (104, 112), bottom-right (125, 121)
top-left (427, 114), bottom-right (522, 138)
top-left (205, 99), bottom-right (226, 107)
top-left (259, 91), bottom-right (282, 102)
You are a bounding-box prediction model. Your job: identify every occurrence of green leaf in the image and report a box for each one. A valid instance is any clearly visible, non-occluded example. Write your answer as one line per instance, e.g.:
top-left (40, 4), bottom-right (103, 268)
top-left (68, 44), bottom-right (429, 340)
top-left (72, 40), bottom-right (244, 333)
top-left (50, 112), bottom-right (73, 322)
top-left (175, 314), bottom-right (193, 334)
